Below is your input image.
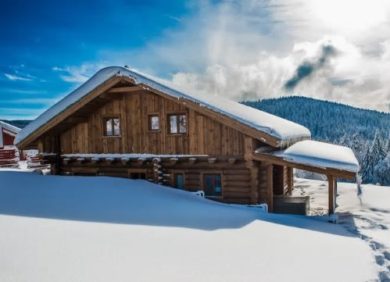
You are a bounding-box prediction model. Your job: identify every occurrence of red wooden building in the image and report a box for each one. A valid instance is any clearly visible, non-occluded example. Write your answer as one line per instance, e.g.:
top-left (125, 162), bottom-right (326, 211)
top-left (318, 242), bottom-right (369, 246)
top-left (0, 121), bottom-right (21, 165)
top-left (0, 121), bottom-right (20, 149)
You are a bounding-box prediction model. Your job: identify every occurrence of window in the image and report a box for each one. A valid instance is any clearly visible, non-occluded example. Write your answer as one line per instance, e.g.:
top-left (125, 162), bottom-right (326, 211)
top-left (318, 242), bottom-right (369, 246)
top-left (174, 173), bottom-right (185, 189)
top-left (203, 174), bottom-right (222, 197)
top-left (149, 115), bottom-right (160, 131)
top-left (168, 114), bottom-right (187, 134)
top-left (129, 172), bottom-right (146, 180)
top-left (104, 117), bottom-right (120, 136)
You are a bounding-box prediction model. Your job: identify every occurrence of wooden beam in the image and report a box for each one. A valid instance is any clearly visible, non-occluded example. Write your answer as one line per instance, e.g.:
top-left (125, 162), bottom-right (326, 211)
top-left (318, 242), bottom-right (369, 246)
top-left (169, 157), bottom-right (178, 165)
top-left (107, 85), bottom-right (144, 94)
top-left (267, 164), bottom-right (274, 212)
top-left (328, 175), bottom-right (336, 215)
top-left (287, 167), bottom-right (293, 195)
top-left (121, 158), bottom-right (130, 165)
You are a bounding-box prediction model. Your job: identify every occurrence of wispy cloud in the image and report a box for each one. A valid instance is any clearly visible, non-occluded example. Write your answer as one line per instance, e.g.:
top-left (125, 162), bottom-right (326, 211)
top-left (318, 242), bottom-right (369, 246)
top-left (53, 63), bottom-right (105, 83)
top-left (0, 88), bottom-right (47, 95)
top-left (4, 73), bottom-right (33, 82)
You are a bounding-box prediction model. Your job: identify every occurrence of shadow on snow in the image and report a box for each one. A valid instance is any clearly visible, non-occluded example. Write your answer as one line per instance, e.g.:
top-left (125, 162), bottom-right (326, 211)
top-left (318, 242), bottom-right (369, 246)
top-left (0, 171), bottom-right (354, 236)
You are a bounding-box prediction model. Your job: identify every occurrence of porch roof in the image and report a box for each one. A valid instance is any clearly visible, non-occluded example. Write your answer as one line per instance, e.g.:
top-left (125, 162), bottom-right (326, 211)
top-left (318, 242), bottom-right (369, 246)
top-left (254, 140), bottom-right (359, 179)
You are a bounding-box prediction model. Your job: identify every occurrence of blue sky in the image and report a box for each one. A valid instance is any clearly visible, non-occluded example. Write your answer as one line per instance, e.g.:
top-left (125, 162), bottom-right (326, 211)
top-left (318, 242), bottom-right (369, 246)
top-left (0, 0), bottom-right (192, 119)
top-left (1, 0), bottom-right (390, 119)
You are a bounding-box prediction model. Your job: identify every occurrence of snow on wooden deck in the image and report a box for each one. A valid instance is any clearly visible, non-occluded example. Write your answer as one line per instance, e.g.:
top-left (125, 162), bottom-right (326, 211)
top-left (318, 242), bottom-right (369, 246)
top-left (0, 170), bottom-right (377, 282)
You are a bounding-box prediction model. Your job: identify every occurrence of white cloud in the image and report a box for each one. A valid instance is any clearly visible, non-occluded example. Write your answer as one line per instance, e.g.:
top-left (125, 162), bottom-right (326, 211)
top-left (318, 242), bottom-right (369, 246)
top-left (58, 0), bottom-right (390, 112)
top-left (4, 73), bottom-right (33, 82)
top-left (53, 63), bottom-right (105, 83)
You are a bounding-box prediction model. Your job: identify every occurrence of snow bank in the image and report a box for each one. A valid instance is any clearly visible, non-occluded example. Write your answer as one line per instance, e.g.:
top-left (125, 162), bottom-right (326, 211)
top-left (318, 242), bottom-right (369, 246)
top-left (273, 140), bottom-right (359, 172)
top-left (0, 170), bottom-right (377, 282)
top-left (16, 66), bottom-right (310, 146)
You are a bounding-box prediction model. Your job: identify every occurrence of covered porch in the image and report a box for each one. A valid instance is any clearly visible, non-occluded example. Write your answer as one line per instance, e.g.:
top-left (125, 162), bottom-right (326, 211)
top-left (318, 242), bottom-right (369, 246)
top-left (254, 140), bottom-right (360, 216)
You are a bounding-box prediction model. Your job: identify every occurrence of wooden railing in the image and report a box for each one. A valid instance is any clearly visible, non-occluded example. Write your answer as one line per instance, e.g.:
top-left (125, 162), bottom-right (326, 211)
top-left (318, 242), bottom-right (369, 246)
top-left (0, 149), bottom-right (16, 160)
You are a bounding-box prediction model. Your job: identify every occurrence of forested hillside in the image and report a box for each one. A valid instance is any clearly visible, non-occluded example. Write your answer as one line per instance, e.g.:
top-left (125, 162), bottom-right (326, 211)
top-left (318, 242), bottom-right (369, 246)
top-left (1, 120), bottom-right (30, 129)
top-left (244, 97), bottom-right (390, 185)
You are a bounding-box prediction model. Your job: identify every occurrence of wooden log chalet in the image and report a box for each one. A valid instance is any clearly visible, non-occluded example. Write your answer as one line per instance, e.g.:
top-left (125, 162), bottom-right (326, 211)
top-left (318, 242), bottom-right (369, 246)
top-left (15, 66), bottom-right (360, 215)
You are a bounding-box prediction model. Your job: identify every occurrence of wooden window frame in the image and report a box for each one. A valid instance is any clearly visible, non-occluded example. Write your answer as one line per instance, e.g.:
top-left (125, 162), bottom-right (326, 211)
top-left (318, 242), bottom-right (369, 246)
top-left (167, 113), bottom-right (188, 135)
top-left (173, 172), bottom-right (186, 189)
top-left (201, 171), bottom-right (223, 199)
top-left (103, 116), bottom-right (121, 137)
top-left (148, 114), bottom-right (161, 132)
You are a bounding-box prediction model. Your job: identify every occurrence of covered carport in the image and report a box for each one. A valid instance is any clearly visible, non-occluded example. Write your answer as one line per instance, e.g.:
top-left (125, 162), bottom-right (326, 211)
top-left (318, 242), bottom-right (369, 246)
top-left (254, 140), bottom-right (360, 215)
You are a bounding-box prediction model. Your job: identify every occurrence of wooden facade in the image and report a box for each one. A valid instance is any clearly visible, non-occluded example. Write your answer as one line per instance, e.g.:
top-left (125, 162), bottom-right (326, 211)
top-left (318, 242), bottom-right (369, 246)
top-left (56, 90), bottom-right (246, 156)
top-left (22, 80), bottom-right (287, 209)
top-left (17, 68), bottom-right (357, 215)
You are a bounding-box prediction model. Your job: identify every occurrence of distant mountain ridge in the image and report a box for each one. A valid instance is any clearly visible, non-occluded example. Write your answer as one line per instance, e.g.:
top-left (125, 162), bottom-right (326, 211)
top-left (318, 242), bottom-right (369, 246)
top-left (244, 96), bottom-right (390, 141)
top-left (243, 96), bottom-right (390, 185)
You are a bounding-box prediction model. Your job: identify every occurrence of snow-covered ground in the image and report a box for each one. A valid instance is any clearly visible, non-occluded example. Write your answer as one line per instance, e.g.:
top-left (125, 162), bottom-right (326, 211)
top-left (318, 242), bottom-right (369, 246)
top-left (0, 170), bottom-right (384, 282)
top-left (293, 178), bottom-right (390, 281)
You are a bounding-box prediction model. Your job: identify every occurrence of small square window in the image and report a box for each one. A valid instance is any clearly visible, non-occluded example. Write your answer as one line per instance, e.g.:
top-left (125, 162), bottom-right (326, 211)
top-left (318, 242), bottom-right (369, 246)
top-left (149, 115), bottom-right (160, 131)
top-left (168, 114), bottom-right (187, 134)
top-left (104, 117), bottom-right (120, 136)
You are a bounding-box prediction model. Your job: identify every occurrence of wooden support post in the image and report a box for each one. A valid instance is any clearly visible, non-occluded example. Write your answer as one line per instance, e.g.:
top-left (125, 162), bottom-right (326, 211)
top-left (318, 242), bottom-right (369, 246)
top-left (267, 164), bottom-right (274, 212)
top-left (287, 167), bottom-right (293, 195)
top-left (246, 160), bottom-right (259, 205)
top-left (244, 136), bottom-right (259, 205)
top-left (328, 175), bottom-right (336, 215)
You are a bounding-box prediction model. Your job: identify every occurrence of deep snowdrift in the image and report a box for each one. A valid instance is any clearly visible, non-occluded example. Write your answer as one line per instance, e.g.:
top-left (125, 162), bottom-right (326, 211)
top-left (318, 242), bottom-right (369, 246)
top-left (0, 171), bottom-right (377, 282)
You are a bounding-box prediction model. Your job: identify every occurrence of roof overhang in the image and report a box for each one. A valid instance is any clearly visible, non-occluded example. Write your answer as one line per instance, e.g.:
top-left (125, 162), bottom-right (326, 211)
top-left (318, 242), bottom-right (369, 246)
top-left (253, 140), bottom-right (359, 179)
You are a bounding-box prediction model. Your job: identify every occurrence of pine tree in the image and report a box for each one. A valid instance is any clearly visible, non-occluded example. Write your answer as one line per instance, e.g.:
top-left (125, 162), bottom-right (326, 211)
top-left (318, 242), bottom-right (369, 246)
top-left (363, 131), bottom-right (387, 184)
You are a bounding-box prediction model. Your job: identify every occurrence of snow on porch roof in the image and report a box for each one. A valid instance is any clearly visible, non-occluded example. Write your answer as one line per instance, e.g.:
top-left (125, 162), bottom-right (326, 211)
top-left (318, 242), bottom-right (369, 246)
top-left (270, 140), bottom-right (360, 173)
top-left (0, 121), bottom-right (21, 135)
top-left (16, 66), bottom-right (311, 146)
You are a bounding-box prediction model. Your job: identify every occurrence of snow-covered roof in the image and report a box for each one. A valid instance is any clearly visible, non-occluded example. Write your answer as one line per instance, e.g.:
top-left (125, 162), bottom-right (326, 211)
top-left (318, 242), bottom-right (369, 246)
top-left (0, 121), bottom-right (21, 135)
top-left (16, 66), bottom-right (310, 146)
top-left (271, 140), bottom-right (359, 173)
